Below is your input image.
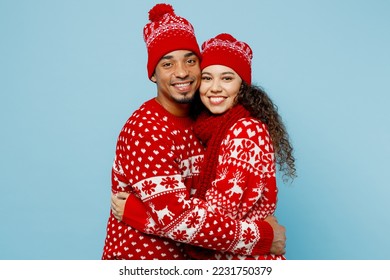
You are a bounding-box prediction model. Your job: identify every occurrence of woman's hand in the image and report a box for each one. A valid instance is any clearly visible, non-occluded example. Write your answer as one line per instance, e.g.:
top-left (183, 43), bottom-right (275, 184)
top-left (111, 192), bottom-right (130, 221)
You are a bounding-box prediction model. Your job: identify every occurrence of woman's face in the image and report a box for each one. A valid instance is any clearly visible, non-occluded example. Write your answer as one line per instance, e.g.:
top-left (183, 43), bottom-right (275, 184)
top-left (200, 65), bottom-right (242, 115)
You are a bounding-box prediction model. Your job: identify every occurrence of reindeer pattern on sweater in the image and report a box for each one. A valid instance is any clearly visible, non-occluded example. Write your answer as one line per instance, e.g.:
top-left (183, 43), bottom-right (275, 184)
top-left (197, 117), bottom-right (285, 260)
top-left (102, 99), bottom-right (274, 260)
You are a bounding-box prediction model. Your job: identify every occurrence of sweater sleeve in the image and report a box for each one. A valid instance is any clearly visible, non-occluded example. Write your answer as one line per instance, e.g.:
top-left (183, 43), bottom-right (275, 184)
top-left (119, 124), bottom-right (273, 256)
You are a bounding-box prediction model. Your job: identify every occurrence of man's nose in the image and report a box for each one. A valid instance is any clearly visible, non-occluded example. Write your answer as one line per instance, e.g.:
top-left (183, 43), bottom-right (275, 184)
top-left (174, 63), bottom-right (189, 78)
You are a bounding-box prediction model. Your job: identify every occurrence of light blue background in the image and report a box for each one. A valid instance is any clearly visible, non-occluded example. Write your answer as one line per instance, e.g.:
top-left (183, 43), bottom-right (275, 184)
top-left (1, 0), bottom-right (389, 260)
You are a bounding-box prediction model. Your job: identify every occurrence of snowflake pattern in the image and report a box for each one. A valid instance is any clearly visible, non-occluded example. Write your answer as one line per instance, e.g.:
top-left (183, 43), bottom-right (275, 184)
top-left (102, 101), bottom-right (282, 260)
top-left (161, 177), bottom-right (179, 189)
top-left (142, 180), bottom-right (157, 195)
top-left (200, 118), bottom-right (284, 260)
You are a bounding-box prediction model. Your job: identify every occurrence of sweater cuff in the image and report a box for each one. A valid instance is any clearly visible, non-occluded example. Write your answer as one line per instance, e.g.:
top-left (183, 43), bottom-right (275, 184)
top-left (251, 221), bottom-right (274, 255)
top-left (122, 194), bottom-right (149, 232)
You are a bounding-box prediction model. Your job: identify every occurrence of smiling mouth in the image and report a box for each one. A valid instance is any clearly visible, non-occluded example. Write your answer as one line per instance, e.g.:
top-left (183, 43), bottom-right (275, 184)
top-left (174, 82), bottom-right (191, 87)
top-left (209, 96), bottom-right (226, 105)
top-left (172, 81), bottom-right (192, 92)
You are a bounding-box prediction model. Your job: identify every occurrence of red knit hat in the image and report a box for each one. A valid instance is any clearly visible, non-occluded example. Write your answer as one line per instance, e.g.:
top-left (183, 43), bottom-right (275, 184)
top-left (143, 3), bottom-right (201, 79)
top-left (201, 33), bottom-right (253, 85)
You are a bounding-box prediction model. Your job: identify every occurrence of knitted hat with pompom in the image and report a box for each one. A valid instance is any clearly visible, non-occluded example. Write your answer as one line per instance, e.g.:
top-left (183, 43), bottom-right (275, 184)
top-left (143, 3), bottom-right (201, 79)
top-left (201, 33), bottom-right (253, 85)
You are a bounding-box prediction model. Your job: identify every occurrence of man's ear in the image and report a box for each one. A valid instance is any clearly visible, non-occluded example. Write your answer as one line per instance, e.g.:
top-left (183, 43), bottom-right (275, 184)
top-left (151, 73), bottom-right (157, 83)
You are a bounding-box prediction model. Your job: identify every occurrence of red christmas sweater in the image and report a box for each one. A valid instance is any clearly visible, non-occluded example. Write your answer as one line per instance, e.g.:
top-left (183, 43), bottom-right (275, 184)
top-left (102, 99), bottom-right (274, 260)
top-left (190, 117), bottom-right (285, 260)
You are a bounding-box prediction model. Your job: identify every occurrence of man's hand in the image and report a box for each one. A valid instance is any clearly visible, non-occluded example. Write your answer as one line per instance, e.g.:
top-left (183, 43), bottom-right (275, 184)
top-left (111, 192), bottom-right (130, 221)
top-left (265, 216), bottom-right (286, 255)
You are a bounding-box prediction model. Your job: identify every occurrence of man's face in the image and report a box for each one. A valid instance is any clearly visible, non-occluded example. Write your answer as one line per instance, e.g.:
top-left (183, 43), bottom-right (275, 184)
top-left (151, 50), bottom-right (201, 115)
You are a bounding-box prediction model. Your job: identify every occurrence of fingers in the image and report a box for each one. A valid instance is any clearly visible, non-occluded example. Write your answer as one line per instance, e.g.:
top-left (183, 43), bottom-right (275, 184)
top-left (270, 240), bottom-right (286, 255)
top-left (110, 195), bottom-right (119, 217)
top-left (267, 216), bottom-right (287, 255)
top-left (111, 203), bottom-right (120, 220)
top-left (111, 192), bottom-right (128, 207)
top-left (111, 193), bottom-right (116, 203)
top-left (111, 201), bottom-right (117, 216)
top-left (111, 193), bottom-right (127, 221)
top-left (117, 192), bottom-right (130, 200)
top-left (264, 215), bottom-right (277, 224)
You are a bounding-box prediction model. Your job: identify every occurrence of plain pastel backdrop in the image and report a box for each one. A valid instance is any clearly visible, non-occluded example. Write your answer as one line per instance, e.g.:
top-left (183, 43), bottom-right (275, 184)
top-left (1, 0), bottom-right (389, 260)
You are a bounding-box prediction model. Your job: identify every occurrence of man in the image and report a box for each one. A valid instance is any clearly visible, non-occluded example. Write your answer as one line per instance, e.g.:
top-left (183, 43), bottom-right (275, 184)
top-left (102, 3), bottom-right (286, 260)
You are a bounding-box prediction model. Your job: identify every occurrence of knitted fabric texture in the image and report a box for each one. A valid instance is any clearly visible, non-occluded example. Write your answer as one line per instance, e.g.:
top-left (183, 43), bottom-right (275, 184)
top-left (102, 99), bottom-right (274, 259)
top-left (143, 3), bottom-right (201, 79)
top-left (191, 112), bottom-right (285, 260)
top-left (201, 33), bottom-right (253, 85)
top-left (193, 104), bottom-right (250, 199)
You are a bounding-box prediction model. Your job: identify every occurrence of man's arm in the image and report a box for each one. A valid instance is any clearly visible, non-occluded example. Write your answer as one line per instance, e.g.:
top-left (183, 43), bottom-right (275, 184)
top-left (112, 193), bottom-right (286, 255)
top-left (113, 128), bottom-right (274, 256)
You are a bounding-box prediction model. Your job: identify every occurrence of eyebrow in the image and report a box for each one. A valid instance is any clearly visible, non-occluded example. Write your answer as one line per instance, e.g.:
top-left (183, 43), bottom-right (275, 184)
top-left (202, 71), bottom-right (236, 75)
top-left (161, 52), bottom-right (196, 60)
top-left (184, 52), bottom-right (196, 58)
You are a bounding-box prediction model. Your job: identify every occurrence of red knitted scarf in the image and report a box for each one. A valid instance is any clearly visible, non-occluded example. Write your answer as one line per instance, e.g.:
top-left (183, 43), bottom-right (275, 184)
top-left (193, 104), bottom-right (250, 199)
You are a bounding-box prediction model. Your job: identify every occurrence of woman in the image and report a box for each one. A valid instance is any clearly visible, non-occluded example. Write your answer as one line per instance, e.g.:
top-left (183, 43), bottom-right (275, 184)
top-left (186, 33), bottom-right (296, 259)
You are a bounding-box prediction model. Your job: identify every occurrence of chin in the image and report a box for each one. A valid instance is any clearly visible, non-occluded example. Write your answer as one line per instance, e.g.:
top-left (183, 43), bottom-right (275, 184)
top-left (209, 108), bottom-right (227, 115)
top-left (175, 95), bottom-right (195, 104)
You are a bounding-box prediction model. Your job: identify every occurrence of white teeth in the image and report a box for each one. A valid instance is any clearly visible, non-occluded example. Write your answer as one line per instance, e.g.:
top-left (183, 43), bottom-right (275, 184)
top-left (175, 83), bottom-right (190, 88)
top-left (210, 97), bottom-right (225, 103)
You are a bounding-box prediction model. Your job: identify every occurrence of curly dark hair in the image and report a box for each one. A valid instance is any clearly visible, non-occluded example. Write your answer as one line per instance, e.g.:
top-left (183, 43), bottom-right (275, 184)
top-left (237, 82), bottom-right (297, 181)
